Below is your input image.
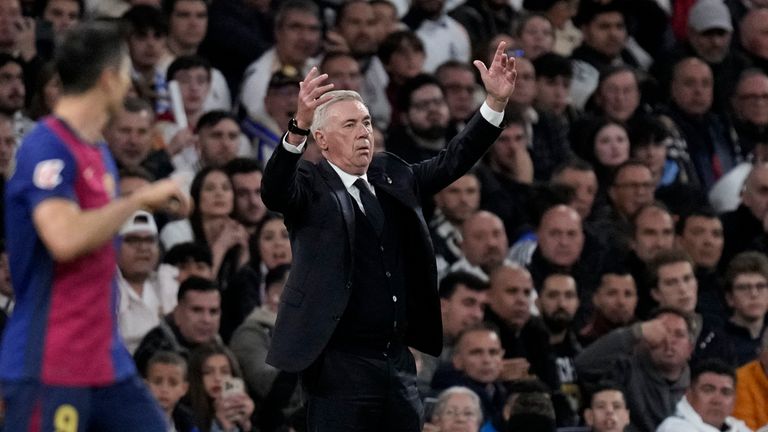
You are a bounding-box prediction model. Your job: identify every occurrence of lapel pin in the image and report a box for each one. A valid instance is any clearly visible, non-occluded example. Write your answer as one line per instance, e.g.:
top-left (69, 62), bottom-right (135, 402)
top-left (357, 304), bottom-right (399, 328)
top-left (386, 175), bottom-right (392, 184)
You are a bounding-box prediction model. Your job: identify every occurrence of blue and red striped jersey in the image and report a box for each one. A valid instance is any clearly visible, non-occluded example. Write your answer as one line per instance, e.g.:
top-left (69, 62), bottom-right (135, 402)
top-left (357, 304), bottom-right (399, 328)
top-left (0, 117), bottom-right (136, 386)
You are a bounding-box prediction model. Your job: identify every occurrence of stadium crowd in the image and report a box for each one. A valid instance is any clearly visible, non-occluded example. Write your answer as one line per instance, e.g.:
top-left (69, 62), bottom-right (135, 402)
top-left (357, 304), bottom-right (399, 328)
top-left (1, 0), bottom-right (768, 430)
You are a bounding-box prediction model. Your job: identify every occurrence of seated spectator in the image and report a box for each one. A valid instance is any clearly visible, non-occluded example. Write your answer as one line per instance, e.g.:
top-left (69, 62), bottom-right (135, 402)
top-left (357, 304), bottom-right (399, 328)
top-left (676, 208), bottom-right (726, 325)
top-left (523, 0), bottom-right (581, 57)
top-left (386, 74), bottom-right (450, 163)
top-left (435, 60), bottom-right (481, 138)
top-left (432, 324), bottom-right (508, 430)
top-left (188, 343), bottom-right (254, 432)
top-left (164, 241), bottom-right (213, 279)
top-left (159, 0), bottom-right (231, 112)
top-left (506, 56), bottom-right (572, 181)
top-left (229, 264), bottom-right (299, 431)
top-left (119, 166), bottom-right (154, 197)
top-left (579, 268), bottom-right (638, 346)
top-left (516, 13), bottom-right (556, 61)
top-left (123, 5), bottom-right (170, 114)
top-left (240, 70), bottom-right (299, 164)
top-left (505, 390), bottom-right (557, 432)
top-left (104, 97), bottom-right (174, 181)
top-left (160, 167), bottom-right (250, 281)
top-left (165, 55), bottom-right (213, 132)
top-left (133, 276), bottom-right (222, 375)
top-left (536, 272), bottom-right (581, 421)
top-left (117, 210), bottom-right (177, 354)
top-left (626, 203), bottom-right (676, 318)
top-left (731, 70), bottom-right (768, 157)
top-left (238, 0), bottom-right (320, 122)
top-left (450, 211), bottom-right (510, 281)
top-left (657, 359), bottom-right (751, 432)
top-left (423, 386), bottom-right (484, 432)
top-left (733, 330), bottom-right (768, 430)
top-left (378, 30), bottom-right (425, 125)
top-left (722, 252), bottom-right (768, 366)
top-left (401, 0), bottom-right (470, 73)
top-left (224, 158), bottom-right (266, 235)
top-left (582, 381), bottom-right (631, 432)
top-left (475, 111), bottom-right (535, 241)
top-left (627, 114), bottom-right (704, 214)
top-left (419, 271), bottom-right (489, 389)
top-left (573, 118), bottom-right (630, 191)
top-left (171, 111), bottom-right (247, 178)
top-left (0, 113), bottom-right (13, 178)
top-left (576, 307), bottom-right (695, 432)
top-left (550, 158), bottom-right (599, 222)
top-left (648, 249), bottom-right (735, 364)
top-left (483, 264), bottom-right (560, 393)
top-left (432, 173), bottom-right (481, 276)
top-left (532, 52), bottom-right (577, 128)
top-left (144, 351), bottom-right (198, 432)
top-left (658, 57), bottom-right (741, 190)
top-left (721, 163), bottom-right (768, 271)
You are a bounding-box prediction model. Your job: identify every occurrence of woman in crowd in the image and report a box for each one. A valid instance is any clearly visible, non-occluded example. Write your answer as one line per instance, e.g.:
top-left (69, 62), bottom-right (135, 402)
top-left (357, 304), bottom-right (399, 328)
top-left (188, 343), bottom-right (255, 432)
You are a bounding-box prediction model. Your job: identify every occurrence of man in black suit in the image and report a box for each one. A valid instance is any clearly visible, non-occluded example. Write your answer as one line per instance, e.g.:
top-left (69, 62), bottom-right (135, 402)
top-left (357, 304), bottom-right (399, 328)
top-left (261, 42), bottom-right (518, 431)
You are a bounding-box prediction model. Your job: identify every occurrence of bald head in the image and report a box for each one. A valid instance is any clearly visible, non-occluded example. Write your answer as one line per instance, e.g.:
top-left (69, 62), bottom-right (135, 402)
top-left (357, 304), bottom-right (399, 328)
top-left (462, 211), bottom-right (509, 274)
top-left (743, 163), bottom-right (768, 221)
top-left (537, 205), bottom-right (584, 268)
top-left (488, 264), bottom-right (533, 329)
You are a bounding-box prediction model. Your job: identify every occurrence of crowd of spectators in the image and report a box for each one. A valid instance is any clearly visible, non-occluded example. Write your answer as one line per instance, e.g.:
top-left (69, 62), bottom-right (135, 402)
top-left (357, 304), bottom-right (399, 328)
top-left (3, 0), bottom-right (768, 430)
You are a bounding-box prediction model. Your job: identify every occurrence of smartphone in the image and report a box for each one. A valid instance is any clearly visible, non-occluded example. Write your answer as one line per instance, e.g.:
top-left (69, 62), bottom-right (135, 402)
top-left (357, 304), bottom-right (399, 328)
top-left (222, 377), bottom-right (245, 400)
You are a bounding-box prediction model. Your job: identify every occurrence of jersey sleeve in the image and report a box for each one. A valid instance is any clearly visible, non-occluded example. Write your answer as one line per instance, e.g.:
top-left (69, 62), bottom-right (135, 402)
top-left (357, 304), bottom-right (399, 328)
top-left (11, 128), bottom-right (78, 211)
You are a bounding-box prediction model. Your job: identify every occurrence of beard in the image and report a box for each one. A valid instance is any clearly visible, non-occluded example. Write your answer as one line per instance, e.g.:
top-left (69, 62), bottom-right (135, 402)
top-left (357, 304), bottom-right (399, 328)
top-left (543, 310), bottom-right (574, 334)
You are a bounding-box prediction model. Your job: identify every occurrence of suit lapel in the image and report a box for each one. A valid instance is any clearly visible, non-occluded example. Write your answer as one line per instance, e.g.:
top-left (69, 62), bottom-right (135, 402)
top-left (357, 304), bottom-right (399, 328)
top-left (319, 159), bottom-right (355, 253)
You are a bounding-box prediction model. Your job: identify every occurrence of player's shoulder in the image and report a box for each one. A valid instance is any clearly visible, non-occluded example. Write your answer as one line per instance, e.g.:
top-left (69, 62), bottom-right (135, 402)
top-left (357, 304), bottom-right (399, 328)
top-left (16, 119), bottom-right (72, 160)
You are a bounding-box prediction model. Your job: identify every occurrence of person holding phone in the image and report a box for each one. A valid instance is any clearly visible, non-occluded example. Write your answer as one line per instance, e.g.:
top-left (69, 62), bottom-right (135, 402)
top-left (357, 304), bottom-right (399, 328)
top-left (188, 343), bottom-right (254, 432)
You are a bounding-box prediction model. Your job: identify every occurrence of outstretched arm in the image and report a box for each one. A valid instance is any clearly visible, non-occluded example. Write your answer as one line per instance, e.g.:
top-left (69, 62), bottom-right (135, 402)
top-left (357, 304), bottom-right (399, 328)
top-left (414, 41), bottom-right (518, 196)
top-left (261, 67), bottom-right (334, 215)
top-left (34, 179), bottom-right (188, 262)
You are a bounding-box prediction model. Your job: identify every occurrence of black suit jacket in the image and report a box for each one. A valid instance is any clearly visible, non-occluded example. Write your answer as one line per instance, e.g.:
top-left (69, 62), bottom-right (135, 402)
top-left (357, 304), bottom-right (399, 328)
top-left (261, 111), bottom-right (502, 372)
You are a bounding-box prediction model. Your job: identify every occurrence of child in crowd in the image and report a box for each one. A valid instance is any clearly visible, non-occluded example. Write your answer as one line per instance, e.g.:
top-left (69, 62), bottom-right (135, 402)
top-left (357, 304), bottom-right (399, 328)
top-left (145, 351), bottom-right (200, 432)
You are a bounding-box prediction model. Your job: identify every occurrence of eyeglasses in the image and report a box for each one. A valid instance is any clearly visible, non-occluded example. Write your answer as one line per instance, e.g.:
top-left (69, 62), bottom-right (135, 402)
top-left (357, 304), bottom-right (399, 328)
top-left (442, 408), bottom-right (479, 419)
top-left (733, 282), bottom-right (768, 293)
top-left (613, 182), bottom-right (655, 191)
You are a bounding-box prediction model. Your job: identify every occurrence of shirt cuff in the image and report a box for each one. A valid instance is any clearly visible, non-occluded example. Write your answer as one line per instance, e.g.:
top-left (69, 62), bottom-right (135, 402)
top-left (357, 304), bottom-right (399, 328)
top-left (480, 102), bottom-right (504, 127)
top-left (282, 135), bottom-right (306, 153)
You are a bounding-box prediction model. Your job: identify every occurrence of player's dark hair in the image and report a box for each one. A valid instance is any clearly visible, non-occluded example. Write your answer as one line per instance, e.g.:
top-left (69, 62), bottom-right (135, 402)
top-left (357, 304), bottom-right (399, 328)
top-left (55, 21), bottom-right (128, 95)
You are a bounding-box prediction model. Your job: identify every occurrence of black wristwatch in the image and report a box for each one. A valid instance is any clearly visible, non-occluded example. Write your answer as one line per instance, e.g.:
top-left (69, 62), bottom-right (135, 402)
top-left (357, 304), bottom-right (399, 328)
top-left (288, 118), bottom-right (310, 136)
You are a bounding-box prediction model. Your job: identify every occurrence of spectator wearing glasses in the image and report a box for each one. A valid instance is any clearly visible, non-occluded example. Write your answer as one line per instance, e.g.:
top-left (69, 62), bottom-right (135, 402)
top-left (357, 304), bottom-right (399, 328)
top-left (722, 252), bottom-right (768, 366)
top-left (423, 386), bottom-right (483, 432)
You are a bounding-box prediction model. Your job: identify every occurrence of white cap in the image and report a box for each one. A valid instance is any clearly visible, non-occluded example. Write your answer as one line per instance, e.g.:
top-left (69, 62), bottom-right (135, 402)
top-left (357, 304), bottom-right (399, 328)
top-left (119, 210), bottom-right (158, 236)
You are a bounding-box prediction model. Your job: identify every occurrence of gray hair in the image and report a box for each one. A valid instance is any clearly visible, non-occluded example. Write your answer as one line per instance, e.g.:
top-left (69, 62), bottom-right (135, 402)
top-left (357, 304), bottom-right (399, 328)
top-left (432, 386), bottom-right (483, 426)
top-left (311, 90), bottom-right (367, 135)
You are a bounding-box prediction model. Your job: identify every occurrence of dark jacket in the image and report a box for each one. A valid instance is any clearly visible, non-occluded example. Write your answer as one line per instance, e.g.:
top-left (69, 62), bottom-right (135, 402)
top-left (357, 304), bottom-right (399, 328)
top-left (261, 111), bottom-right (502, 372)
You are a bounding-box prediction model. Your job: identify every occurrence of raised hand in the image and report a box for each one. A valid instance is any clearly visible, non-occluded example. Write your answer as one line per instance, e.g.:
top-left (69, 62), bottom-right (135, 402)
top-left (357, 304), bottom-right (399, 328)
top-left (473, 41), bottom-right (517, 112)
top-left (295, 67), bottom-right (335, 130)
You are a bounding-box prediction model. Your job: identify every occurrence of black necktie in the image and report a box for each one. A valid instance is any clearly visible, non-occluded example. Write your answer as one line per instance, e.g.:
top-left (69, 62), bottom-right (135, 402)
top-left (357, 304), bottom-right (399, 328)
top-left (354, 178), bottom-right (384, 236)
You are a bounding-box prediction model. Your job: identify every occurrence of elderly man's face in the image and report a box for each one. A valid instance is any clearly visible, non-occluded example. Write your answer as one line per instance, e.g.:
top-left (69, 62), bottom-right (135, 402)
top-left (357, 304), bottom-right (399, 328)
top-left (315, 99), bottom-right (374, 176)
top-left (537, 205), bottom-right (584, 268)
top-left (433, 392), bottom-right (482, 431)
top-left (733, 73), bottom-right (768, 127)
